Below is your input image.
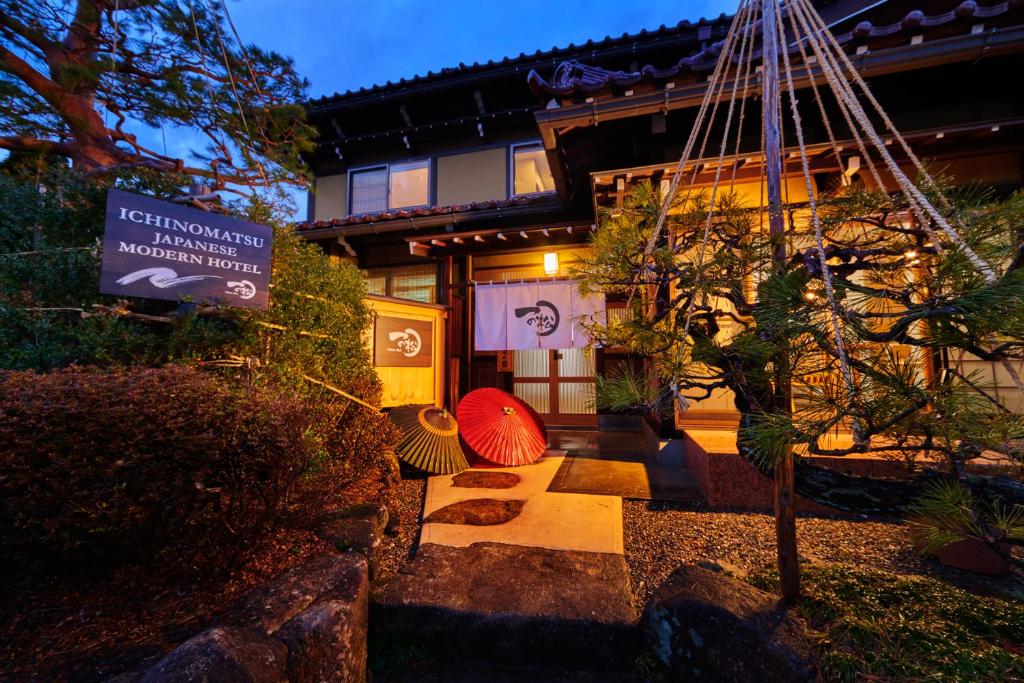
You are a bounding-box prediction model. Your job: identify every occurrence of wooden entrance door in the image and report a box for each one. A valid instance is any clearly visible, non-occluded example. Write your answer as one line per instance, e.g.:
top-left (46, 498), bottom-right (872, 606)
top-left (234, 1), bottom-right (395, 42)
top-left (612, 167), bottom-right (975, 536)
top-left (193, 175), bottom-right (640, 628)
top-left (512, 348), bottom-right (596, 426)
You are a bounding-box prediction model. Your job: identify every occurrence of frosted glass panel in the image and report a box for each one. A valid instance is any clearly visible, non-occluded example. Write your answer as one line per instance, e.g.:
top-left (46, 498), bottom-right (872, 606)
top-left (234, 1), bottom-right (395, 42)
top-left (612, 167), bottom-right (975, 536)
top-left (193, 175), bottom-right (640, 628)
top-left (390, 160), bottom-right (429, 208)
top-left (558, 382), bottom-right (596, 414)
top-left (514, 383), bottom-right (550, 413)
top-left (513, 143), bottom-right (555, 195)
top-left (558, 348), bottom-right (595, 377)
top-left (606, 307), bottom-right (627, 324)
top-left (350, 167), bottom-right (387, 214)
top-left (514, 349), bottom-right (549, 378)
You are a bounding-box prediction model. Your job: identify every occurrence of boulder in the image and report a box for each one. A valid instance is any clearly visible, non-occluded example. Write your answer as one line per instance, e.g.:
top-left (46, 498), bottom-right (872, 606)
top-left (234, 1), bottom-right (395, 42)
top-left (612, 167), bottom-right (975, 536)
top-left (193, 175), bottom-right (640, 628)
top-left (374, 542), bottom-right (639, 670)
top-left (934, 538), bottom-right (1012, 576)
top-left (316, 503), bottom-right (388, 578)
top-left (276, 550), bottom-right (369, 682)
top-left (138, 627), bottom-right (287, 683)
top-left (643, 565), bottom-right (813, 682)
top-left (277, 598), bottom-right (368, 682)
top-left (224, 553), bottom-right (368, 635)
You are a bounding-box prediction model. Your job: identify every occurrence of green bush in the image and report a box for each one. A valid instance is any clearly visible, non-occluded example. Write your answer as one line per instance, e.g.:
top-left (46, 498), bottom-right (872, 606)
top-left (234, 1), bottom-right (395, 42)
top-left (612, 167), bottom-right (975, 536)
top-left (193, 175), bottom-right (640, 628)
top-left (0, 365), bottom-right (391, 572)
top-left (0, 167), bottom-right (394, 488)
top-left (751, 564), bottom-right (1024, 681)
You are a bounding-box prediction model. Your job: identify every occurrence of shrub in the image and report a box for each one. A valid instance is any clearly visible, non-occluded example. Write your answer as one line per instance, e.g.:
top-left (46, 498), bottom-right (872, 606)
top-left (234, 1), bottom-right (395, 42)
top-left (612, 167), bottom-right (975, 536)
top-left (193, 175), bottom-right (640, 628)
top-left (0, 365), bottom-right (357, 572)
top-left (0, 168), bottom-right (395, 488)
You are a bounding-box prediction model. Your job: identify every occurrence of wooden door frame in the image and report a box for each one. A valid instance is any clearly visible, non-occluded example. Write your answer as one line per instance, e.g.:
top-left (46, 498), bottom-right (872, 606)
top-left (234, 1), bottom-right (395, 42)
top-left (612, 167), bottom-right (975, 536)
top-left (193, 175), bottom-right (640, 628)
top-left (513, 349), bottom-right (597, 427)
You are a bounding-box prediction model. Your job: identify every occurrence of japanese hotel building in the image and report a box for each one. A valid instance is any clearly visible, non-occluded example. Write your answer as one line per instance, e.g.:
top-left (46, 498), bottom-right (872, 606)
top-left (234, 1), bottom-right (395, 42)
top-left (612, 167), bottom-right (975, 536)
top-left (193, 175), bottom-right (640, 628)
top-left (298, 0), bottom-right (1024, 429)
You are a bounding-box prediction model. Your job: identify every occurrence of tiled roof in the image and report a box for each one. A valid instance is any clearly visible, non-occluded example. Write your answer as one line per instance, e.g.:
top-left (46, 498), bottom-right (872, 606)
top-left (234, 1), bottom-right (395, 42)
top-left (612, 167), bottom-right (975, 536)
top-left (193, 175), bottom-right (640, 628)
top-left (527, 1), bottom-right (1023, 97)
top-left (306, 14), bottom-right (732, 110)
top-left (298, 193), bottom-right (557, 230)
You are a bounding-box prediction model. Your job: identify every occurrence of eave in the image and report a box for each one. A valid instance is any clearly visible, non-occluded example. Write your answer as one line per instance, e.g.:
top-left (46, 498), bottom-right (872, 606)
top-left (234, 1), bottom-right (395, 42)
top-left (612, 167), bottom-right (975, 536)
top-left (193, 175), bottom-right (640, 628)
top-left (536, 24), bottom-right (1024, 200)
top-left (296, 196), bottom-right (567, 241)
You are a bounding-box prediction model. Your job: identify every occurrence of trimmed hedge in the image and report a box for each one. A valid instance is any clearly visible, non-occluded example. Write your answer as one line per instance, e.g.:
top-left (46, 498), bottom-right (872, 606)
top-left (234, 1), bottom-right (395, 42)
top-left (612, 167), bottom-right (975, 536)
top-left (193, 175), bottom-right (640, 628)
top-left (0, 365), bottom-right (391, 571)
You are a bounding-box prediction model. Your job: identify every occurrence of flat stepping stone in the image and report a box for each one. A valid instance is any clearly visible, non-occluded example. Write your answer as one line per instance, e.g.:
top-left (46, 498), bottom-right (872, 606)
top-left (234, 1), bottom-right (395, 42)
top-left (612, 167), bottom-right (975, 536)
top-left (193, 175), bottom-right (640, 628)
top-left (452, 471), bottom-right (521, 489)
top-left (424, 499), bottom-right (524, 525)
top-left (373, 542), bottom-right (639, 670)
top-left (423, 455), bottom-right (623, 554)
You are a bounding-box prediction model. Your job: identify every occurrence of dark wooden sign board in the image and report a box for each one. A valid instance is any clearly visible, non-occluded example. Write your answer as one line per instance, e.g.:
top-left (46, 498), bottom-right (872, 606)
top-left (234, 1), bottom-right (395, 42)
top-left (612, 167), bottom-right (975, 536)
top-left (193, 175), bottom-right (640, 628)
top-left (496, 350), bottom-right (515, 372)
top-left (374, 316), bottom-right (433, 367)
top-left (99, 188), bottom-right (273, 309)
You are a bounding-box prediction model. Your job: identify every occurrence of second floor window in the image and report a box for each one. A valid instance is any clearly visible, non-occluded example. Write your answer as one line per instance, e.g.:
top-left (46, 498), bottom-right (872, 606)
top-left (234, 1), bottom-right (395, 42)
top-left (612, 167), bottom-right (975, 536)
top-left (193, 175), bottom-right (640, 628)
top-left (363, 263), bottom-right (437, 303)
top-left (512, 143), bottom-right (555, 196)
top-left (349, 161), bottom-right (430, 215)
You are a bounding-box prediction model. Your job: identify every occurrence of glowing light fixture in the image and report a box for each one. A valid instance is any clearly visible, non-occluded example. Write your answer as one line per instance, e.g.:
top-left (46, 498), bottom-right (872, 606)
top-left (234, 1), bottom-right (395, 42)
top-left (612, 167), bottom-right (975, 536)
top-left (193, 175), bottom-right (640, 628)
top-left (543, 252), bottom-right (559, 275)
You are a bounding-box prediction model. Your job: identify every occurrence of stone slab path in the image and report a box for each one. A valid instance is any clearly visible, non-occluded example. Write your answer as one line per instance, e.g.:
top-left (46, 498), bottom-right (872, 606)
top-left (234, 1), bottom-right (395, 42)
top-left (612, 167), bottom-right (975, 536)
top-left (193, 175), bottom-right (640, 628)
top-left (374, 441), bottom-right (640, 673)
top-left (420, 451), bottom-right (623, 555)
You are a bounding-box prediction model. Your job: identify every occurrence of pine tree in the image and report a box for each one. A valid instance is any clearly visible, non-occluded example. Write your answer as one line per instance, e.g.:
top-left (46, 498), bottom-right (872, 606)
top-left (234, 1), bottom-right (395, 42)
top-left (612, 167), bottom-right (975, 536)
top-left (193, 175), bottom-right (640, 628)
top-left (0, 0), bottom-right (314, 195)
top-left (576, 180), bottom-right (1024, 560)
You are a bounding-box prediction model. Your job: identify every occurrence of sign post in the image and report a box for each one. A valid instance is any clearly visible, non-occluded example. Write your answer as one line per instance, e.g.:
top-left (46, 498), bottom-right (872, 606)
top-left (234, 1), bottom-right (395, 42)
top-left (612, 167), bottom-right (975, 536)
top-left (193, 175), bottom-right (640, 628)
top-left (99, 189), bottom-right (273, 310)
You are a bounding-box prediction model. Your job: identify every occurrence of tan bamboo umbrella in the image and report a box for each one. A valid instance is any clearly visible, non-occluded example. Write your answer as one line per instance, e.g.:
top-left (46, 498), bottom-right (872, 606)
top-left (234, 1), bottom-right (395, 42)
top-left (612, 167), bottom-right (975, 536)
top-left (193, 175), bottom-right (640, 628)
top-left (388, 404), bottom-right (468, 474)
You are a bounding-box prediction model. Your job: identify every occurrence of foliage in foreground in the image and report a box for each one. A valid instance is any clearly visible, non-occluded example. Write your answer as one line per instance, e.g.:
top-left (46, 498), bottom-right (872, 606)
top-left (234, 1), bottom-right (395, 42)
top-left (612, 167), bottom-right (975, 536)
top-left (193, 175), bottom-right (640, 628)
top-left (751, 564), bottom-right (1024, 681)
top-left (575, 181), bottom-right (1024, 523)
top-left (0, 0), bottom-right (315, 195)
top-left (0, 366), bottom-right (396, 572)
top-left (0, 165), bottom-right (396, 470)
top-left (0, 167), bottom-right (380, 398)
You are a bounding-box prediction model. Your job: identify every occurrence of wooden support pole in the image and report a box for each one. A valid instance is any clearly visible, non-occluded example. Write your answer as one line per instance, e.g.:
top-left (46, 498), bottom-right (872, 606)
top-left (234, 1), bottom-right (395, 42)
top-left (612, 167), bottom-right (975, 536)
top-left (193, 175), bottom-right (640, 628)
top-left (762, 0), bottom-right (801, 605)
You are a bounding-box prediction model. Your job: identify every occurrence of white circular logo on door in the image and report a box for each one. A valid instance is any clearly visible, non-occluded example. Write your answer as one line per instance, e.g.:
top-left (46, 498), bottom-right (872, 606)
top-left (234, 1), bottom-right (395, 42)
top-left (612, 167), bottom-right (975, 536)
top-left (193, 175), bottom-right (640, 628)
top-left (388, 328), bottom-right (422, 357)
top-left (514, 299), bottom-right (560, 336)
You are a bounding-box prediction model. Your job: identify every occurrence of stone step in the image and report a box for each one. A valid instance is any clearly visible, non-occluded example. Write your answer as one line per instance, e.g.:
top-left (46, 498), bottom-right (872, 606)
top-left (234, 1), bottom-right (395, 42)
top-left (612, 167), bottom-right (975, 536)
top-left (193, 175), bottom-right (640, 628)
top-left (371, 541), bottom-right (640, 672)
top-left (375, 660), bottom-right (647, 682)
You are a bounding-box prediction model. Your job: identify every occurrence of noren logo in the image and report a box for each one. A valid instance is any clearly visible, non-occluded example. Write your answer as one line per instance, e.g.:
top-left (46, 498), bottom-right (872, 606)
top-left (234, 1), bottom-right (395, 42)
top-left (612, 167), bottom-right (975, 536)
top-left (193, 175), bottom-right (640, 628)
top-left (515, 300), bottom-right (560, 336)
top-left (387, 328), bottom-right (422, 357)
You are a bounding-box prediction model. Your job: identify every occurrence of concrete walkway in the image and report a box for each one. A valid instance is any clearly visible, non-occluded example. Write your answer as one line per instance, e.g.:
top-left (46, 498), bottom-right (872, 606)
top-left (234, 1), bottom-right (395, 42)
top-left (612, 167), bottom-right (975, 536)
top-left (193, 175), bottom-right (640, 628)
top-left (421, 451), bottom-right (623, 555)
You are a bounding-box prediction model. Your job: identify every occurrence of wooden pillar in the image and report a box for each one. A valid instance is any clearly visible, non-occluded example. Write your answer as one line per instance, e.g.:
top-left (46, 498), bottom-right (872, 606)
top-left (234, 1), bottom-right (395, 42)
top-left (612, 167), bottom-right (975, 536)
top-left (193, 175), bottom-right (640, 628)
top-left (762, 0), bottom-right (800, 605)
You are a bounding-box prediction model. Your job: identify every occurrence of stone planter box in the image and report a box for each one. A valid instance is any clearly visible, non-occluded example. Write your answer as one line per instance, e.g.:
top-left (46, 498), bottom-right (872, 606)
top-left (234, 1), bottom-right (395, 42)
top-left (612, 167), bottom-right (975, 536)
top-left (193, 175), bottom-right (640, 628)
top-left (916, 537), bottom-right (1013, 576)
top-left (597, 411), bottom-right (661, 457)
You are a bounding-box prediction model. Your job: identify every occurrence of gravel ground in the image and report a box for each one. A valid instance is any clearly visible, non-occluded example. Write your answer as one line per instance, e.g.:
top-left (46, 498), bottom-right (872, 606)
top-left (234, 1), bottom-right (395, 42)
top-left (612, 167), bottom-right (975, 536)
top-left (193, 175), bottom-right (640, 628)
top-left (624, 500), bottom-right (1024, 608)
top-left (377, 474), bottom-right (428, 583)
top-left (367, 474), bottom-right (1024, 606)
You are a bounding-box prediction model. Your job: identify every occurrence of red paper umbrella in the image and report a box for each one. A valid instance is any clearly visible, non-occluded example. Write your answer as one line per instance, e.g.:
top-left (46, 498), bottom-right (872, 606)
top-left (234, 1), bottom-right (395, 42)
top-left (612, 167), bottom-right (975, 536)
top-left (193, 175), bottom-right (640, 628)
top-left (456, 388), bottom-right (548, 466)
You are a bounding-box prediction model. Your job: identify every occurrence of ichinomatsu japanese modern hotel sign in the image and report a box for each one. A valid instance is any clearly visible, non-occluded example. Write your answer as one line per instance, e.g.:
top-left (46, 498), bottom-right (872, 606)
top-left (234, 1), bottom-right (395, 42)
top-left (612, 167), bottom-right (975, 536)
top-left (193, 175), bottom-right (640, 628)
top-left (100, 189), bottom-right (273, 309)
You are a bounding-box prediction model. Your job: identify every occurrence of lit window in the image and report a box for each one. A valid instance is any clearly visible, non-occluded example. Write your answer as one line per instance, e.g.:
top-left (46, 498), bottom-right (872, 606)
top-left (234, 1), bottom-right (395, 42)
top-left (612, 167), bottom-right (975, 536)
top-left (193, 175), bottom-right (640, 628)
top-left (362, 264), bottom-right (437, 303)
top-left (349, 161), bottom-right (431, 215)
top-left (512, 143), bottom-right (555, 196)
top-left (389, 160), bottom-right (429, 208)
top-left (349, 167), bottom-right (387, 214)
top-left (364, 276), bottom-right (386, 296)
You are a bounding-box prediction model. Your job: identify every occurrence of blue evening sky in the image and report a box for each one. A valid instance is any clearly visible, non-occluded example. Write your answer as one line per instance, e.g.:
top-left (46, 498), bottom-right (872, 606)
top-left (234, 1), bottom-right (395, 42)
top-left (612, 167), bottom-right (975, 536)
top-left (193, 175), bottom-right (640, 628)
top-left (3, 1), bottom-right (739, 215)
top-left (227, 0), bottom-right (738, 216)
top-left (230, 0), bottom-right (738, 100)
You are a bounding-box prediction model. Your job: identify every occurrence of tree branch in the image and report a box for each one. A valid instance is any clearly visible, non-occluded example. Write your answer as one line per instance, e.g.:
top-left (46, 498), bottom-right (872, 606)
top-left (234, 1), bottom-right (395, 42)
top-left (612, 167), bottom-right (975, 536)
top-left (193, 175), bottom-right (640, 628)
top-left (0, 134), bottom-right (72, 156)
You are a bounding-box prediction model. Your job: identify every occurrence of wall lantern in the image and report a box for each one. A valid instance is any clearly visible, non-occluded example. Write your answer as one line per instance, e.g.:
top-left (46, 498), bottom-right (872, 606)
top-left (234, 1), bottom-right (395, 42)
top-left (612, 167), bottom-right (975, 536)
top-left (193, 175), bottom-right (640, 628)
top-left (543, 251), bottom-right (559, 275)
